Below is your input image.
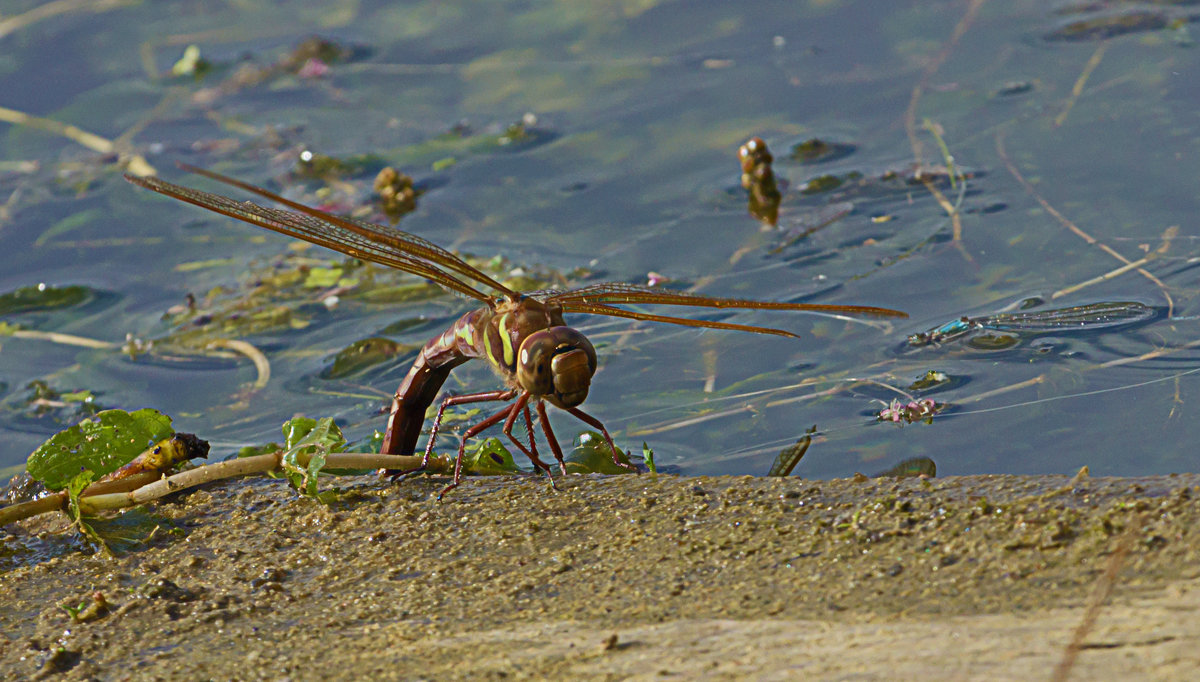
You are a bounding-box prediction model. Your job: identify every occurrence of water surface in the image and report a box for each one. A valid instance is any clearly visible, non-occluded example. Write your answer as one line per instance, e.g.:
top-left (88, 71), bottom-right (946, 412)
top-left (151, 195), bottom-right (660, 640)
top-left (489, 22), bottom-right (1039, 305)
top-left (1, 0), bottom-right (1198, 479)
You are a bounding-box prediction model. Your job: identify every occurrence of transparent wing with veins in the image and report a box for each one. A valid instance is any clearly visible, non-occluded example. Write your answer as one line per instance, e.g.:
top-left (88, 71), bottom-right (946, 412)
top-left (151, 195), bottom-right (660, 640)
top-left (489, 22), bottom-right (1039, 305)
top-left (125, 167), bottom-right (514, 303)
top-left (533, 282), bottom-right (907, 338)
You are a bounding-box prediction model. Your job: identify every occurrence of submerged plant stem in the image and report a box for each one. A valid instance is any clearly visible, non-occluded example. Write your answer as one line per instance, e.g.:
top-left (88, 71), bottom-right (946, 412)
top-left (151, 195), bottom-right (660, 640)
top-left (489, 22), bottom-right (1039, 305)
top-left (207, 338), bottom-right (272, 391)
top-left (0, 103), bottom-right (155, 176)
top-left (1054, 41), bottom-right (1108, 128)
top-left (8, 329), bottom-right (117, 349)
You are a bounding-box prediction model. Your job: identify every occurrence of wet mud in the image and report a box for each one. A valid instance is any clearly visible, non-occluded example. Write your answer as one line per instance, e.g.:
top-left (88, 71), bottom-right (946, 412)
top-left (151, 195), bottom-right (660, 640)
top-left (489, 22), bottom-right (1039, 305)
top-left (2, 471), bottom-right (1198, 679)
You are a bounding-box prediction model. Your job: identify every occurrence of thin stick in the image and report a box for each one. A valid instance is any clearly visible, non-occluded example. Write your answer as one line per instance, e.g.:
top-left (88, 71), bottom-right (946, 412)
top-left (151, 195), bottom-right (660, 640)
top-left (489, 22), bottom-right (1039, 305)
top-left (955, 375), bottom-right (1046, 405)
top-left (0, 103), bottom-right (155, 176)
top-left (0, 104), bottom-right (114, 154)
top-left (1054, 41), bottom-right (1109, 128)
top-left (0, 0), bottom-right (134, 41)
top-left (0, 471), bottom-right (161, 525)
top-left (626, 404), bottom-right (758, 437)
top-left (1096, 336), bottom-right (1200, 370)
top-left (6, 329), bottom-right (117, 349)
top-left (77, 452), bottom-right (427, 514)
top-left (904, 0), bottom-right (987, 167)
top-left (996, 130), bottom-right (1174, 315)
top-left (1050, 513), bottom-right (1144, 682)
top-left (902, 0), bottom-right (985, 256)
top-left (1051, 254), bottom-right (1155, 299)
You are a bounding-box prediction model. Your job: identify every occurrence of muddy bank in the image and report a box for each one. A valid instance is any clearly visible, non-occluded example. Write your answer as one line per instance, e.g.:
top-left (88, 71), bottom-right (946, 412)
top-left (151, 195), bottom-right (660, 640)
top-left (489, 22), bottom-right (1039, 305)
top-left (2, 472), bottom-right (1198, 680)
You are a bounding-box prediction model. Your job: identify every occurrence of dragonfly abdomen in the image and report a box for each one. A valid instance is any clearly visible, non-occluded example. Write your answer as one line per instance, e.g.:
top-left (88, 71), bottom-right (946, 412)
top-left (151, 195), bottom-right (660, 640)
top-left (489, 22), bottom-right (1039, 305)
top-left (380, 308), bottom-right (488, 455)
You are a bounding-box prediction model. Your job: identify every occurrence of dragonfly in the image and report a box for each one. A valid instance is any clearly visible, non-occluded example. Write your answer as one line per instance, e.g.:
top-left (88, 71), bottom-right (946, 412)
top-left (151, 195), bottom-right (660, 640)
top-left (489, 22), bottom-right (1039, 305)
top-left (907, 301), bottom-right (1159, 347)
top-left (126, 165), bottom-right (907, 498)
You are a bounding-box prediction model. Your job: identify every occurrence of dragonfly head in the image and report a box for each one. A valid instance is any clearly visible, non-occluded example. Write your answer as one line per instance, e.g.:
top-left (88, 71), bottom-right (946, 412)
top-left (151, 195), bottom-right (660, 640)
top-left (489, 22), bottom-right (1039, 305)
top-left (516, 327), bottom-right (597, 408)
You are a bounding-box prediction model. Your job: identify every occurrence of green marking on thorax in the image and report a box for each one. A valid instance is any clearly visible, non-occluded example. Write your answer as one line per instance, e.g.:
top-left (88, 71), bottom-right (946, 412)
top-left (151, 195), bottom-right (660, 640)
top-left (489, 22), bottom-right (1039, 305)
top-left (455, 322), bottom-right (474, 346)
top-left (497, 312), bottom-right (515, 368)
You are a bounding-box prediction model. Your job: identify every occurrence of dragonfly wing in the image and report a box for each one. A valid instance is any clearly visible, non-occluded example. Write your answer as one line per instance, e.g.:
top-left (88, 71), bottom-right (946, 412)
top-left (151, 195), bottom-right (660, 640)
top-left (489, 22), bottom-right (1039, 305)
top-left (126, 173), bottom-right (497, 302)
top-left (548, 282), bottom-right (907, 319)
top-left (563, 302), bottom-right (799, 338)
top-left (176, 164), bottom-right (516, 298)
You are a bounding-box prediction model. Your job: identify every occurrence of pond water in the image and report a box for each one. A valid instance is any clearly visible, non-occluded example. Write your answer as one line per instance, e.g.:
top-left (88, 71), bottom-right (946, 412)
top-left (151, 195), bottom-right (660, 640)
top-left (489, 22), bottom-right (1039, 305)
top-left (1, 0), bottom-right (1198, 480)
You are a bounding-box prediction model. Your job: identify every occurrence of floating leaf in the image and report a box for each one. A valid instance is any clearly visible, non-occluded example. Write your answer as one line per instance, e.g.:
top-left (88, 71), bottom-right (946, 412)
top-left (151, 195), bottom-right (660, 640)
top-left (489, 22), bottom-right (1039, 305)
top-left (463, 437), bottom-right (518, 475)
top-left (789, 138), bottom-right (857, 164)
top-left (564, 431), bottom-right (632, 475)
top-left (0, 284), bottom-right (92, 315)
top-left (238, 442), bottom-right (283, 459)
top-left (303, 266), bottom-right (344, 288)
top-left (343, 430), bottom-right (385, 454)
top-left (27, 409), bottom-right (175, 490)
top-left (323, 337), bottom-right (407, 379)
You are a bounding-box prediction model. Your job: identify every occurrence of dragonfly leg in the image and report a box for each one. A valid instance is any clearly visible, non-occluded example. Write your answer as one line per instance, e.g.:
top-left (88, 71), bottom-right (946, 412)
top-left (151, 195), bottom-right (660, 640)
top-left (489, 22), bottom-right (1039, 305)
top-left (565, 406), bottom-right (637, 473)
top-left (390, 388), bottom-right (515, 482)
top-left (536, 400), bottom-right (569, 476)
top-left (523, 402), bottom-right (559, 490)
top-left (440, 402), bottom-right (516, 501)
top-left (500, 393), bottom-right (559, 491)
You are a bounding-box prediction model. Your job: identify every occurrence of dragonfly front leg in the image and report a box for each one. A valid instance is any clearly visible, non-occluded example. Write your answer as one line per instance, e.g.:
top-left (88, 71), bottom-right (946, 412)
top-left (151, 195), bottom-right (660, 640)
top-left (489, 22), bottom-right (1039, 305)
top-left (441, 402), bottom-right (519, 500)
top-left (535, 400), bottom-right (569, 476)
top-left (499, 392), bottom-right (559, 490)
top-left (390, 388), bottom-right (516, 482)
top-left (425, 389), bottom-right (517, 464)
top-left (566, 406), bottom-right (637, 473)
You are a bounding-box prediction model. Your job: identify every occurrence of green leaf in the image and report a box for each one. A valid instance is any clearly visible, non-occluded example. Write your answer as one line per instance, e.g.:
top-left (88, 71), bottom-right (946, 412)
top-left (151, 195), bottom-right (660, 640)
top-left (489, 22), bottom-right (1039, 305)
top-left (64, 469), bottom-right (95, 524)
top-left (64, 470), bottom-right (105, 548)
top-left (463, 437), bottom-right (518, 475)
top-left (303, 266), bottom-right (344, 288)
top-left (280, 417), bottom-right (344, 497)
top-left (283, 417), bottom-right (319, 447)
top-left (27, 409), bottom-right (175, 490)
top-left (564, 431), bottom-right (632, 475)
top-left (767, 426), bottom-right (816, 477)
top-left (642, 442), bottom-right (656, 474)
top-left (61, 599), bottom-right (88, 619)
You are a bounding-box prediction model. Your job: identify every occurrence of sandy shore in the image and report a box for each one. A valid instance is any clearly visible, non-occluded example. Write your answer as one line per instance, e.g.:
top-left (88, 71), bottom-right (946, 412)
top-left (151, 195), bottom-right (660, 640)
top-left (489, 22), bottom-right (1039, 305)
top-left (3, 471), bottom-right (1198, 680)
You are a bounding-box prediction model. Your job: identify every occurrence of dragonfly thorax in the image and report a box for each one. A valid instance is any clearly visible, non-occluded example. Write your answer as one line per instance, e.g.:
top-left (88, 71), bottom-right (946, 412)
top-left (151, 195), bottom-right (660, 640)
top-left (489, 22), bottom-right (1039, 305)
top-left (516, 327), bottom-right (597, 408)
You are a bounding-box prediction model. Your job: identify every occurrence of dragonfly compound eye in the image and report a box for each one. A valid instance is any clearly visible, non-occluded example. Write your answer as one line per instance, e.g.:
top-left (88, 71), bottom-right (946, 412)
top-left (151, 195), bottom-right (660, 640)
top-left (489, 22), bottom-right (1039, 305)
top-left (516, 331), bottom-right (557, 396)
top-left (517, 327), bottom-right (596, 406)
